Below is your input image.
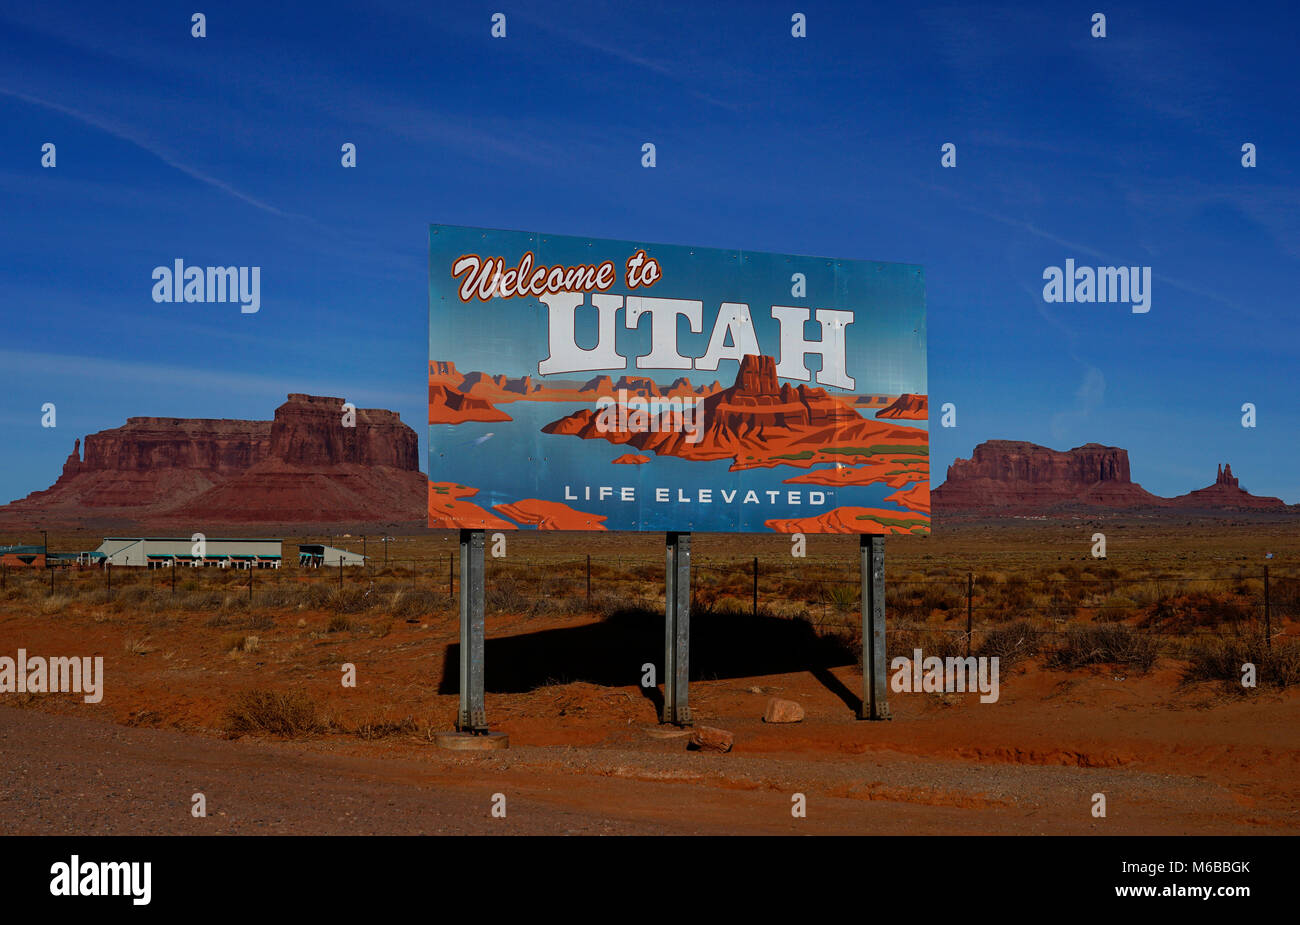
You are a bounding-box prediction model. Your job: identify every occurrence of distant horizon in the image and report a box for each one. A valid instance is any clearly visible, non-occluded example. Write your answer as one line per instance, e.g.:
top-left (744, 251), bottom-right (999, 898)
top-left (6, 394), bottom-right (1288, 507)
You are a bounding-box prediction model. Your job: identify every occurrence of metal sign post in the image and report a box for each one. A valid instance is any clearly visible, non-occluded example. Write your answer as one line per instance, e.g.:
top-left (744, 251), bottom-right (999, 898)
top-left (859, 534), bottom-right (891, 721)
top-left (457, 528), bottom-right (488, 733)
top-left (662, 531), bottom-right (692, 726)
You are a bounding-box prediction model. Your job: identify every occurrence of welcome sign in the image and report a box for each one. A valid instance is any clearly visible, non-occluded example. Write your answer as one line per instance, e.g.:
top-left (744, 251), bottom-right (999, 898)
top-left (428, 225), bottom-right (929, 534)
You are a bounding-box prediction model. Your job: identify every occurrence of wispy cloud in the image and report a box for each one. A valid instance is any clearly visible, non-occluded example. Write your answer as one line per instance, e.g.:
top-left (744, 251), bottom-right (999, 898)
top-left (517, 12), bottom-right (747, 113)
top-left (1050, 365), bottom-right (1106, 443)
top-left (0, 87), bottom-right (291, 218)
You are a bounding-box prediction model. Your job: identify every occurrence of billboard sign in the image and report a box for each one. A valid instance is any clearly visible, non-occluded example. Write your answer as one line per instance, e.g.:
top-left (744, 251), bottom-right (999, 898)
top-left (428, 225), bottom-right (928, 533)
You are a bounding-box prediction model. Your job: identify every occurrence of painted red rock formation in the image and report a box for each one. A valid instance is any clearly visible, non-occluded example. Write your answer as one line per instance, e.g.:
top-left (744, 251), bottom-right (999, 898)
top-left (579, 375), bottom-right (615, 394)
top-left (611, 454), bottom-right (651, 465)
top-left (542, 354), bottom-right (925, 471)
top-left (885, 483), bottom-right (931, 514)
top-left (766, 506), bottom-right (930, 534)
top-left (429, 360), bottom-right (461, 382)
top-left (493, 499), bottom-right (608, 530)
top-left (931, 440), bottom-right (1163, 513)
top-left (429, 362), bottom-right (721, 412)
top-left (428, 383), bottom-right (512, 424)
top-left (0, 395), bottom-right (426, 527)
top-left (782, 457), bottom-right (927, 488)
top-left (875, 393), bottom-right (928, 420)
top-left (428, 482), bottom-right (517, 530)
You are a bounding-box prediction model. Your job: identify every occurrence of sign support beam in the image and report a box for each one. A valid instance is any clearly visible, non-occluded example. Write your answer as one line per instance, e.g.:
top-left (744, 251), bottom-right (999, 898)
top-left (858, 534), bottom-right (891, 721)
top-left (457, 528), bottom-right (488, 733)
top-left (662, 531), bottom-right (693, 726)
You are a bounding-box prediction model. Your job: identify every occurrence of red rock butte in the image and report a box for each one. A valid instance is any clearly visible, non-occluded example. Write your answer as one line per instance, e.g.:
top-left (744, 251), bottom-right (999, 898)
top-left (0, 395), bottom-right (426, 528)
top-left (933, 440), bottom-right (1292, 515)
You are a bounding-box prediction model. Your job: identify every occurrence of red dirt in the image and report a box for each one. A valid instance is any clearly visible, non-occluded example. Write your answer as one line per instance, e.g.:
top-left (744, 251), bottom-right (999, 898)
top-left (1, 598), bottom-right (1295, 835)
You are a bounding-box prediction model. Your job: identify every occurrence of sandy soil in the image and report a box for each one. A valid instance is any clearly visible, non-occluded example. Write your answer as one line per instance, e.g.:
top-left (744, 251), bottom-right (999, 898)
top-left (2, 598), bottom-right (1296, 835)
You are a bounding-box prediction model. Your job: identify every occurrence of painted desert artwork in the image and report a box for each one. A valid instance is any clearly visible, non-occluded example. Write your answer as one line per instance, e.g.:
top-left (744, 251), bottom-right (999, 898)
top-left (426, 226), bottom-right (930, 534)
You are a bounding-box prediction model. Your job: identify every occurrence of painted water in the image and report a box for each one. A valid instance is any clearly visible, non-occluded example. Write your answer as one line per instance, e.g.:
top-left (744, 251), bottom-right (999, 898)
top-left (429, 400), bottom-right (929, 532)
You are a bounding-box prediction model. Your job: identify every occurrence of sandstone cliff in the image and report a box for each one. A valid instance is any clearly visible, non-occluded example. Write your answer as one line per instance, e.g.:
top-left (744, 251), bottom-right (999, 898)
top-left (0, 395), bottom-right (425, 527)
top-left (933, 441), bottom-right (1289, 515)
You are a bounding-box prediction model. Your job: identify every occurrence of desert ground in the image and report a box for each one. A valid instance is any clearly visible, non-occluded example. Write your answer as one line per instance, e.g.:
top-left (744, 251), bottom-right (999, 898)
top-left (1, 522), bottom-right (1297, 835)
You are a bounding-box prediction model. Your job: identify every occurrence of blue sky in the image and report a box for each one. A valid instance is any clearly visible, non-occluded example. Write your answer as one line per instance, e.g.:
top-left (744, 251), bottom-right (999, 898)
top-left (2, 0), bottom-right (1297, 505)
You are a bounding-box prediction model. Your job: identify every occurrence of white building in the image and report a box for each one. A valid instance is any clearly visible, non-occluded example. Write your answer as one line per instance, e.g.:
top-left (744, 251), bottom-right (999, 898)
top-left (94, 537), bottom-right (283, 569)
top-left (297, 544), bottom-right (367, 567)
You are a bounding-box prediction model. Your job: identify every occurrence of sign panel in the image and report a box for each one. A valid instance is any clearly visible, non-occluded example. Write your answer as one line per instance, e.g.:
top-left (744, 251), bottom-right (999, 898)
top-left (428, 225), bottom-right (928, 533)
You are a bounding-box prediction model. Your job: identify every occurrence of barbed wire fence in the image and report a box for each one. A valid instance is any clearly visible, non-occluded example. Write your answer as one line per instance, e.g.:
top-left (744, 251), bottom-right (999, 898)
top-left (4, 550), bottom-right (1294, 649)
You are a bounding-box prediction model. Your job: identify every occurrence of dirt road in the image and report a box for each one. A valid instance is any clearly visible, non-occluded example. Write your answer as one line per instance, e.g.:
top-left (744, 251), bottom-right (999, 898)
top-left (2, 703), bottom-right (1289, 836)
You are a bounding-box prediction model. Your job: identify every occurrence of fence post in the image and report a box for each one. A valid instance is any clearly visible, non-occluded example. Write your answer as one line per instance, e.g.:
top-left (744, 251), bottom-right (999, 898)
top-left (586, 554), bottom-right (591, 605)
top-left (107, 562), bottom-right (112, 596)
top-left (1264, 565), bottom-right (1271, 649)
top-left (249, 560), bottom-right (254, 601)
top-left (338, 558), bottom-right (342, 590)
top-left (752, 556), bottom-right (758, 617)
top-left (172, 562), bottom-right (176, 595)
top-left (448, 552), bottom-right (454, 597)
top-left (967, 572), bottom-right (974, 657)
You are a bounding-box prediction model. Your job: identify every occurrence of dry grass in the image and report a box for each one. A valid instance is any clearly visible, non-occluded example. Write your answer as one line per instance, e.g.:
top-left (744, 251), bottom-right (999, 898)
top-left (222, 689), bottom-right (323, 738)
top-left (1046, 625), bottom-right (1159, 673)
top-left (1182, 636), bottom-right (1300, 689)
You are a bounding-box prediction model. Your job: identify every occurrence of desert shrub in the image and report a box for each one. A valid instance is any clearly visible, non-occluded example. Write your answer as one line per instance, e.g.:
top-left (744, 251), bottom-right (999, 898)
top-left (327, 613), bottom-right (353, 633)
top-left (181, 589), bottom-right (224, 611)
top-left (889, 624), bottom-right (966, 661)
top-left (329, 587), bottom-right (371, 614)
top-left (629, 563), bottom-right (660, 582)
top-left (219, 632), bottom-right (259, 653)
top-left (222, 689), bottom-right (322, 738)
top-left (976, 620), bottom-right (1042, 668)
top-left (1142, 591), bottom-right (1254, 633)
top-left (1047, 624), bottom-right (1159, 673)
top-left (819, 582), bottom-right (858, 610)
top-left (118, 584), bottom-right (153, 605)
top-left (387, 589), bottom-right (442, 619)
top-left (301, 583), bottom-right (333, 609)
top-left (1269, 577), bottom-right (1300, 620)
top-left (220, 593), bottom-right (250, 615)
top-left (353, 715), bottom-right (418, 740)
top-left (1096, 594), bottom-right (1135, 623)
top-left (38, 594), bottom-right (74, 616)
top-left (244, 612), bottom-right (274, 630)
top-left (486, 577), bottom-right (531, 614)
top-left (83, 588), bottom-right (113, 606)
top-left (254, 585), bottom-right (302, 609)
top-left (1182, 635), bottom-right (1300, 689)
